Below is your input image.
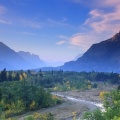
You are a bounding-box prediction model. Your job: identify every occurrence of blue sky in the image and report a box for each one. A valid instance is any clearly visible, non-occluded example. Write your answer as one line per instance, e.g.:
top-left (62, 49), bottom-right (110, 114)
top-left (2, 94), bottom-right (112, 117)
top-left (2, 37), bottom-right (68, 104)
top-left (0, 0), bottom-right (120, 66)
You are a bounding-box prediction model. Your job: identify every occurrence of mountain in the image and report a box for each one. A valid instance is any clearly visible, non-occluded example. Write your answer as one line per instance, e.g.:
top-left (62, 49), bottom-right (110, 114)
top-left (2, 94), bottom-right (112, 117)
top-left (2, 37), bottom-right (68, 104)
top-left (18, 51), bottom-right (46, 68)
top-left (60, 31), bottom-right (120, 72)
top-left (0, 42), bottom-right (45, 70)
top-left (74, 54), bottom-right (83, 61)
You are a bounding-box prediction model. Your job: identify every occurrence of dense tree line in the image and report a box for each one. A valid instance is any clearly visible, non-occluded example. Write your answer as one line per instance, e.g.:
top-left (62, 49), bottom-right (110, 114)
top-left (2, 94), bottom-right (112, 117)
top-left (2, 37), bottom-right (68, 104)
top-left (0, 69), bottom-right (120, 90)
top-left (0, 81), bottom-right (61, 119)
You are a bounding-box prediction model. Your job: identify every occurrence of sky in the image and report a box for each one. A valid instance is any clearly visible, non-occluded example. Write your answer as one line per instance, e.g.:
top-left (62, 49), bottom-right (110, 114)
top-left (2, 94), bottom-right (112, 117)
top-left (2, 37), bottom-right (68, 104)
top-left (0, 0), bottom-right (120, 66)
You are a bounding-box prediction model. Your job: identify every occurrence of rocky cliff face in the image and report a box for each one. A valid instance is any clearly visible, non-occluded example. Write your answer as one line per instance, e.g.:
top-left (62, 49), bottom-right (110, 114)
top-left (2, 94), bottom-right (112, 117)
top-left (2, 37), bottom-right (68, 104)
top-left (61, 31), bottom-right (120, 72)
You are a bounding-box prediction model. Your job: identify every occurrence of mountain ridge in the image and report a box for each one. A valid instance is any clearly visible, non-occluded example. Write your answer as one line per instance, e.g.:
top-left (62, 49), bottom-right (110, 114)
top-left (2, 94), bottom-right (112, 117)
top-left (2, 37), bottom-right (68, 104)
top-left (0, 42), bottom-right (45, 70)
top-left (59, 31), bottom-right (120, 72)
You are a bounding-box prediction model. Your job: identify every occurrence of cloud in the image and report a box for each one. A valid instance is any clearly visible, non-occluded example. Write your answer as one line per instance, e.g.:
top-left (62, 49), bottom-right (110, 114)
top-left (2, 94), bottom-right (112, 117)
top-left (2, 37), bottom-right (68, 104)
top-left (18, 19), bottom-right (42, 29)
top-left (56, 0), bottom-right (120, 53)
top-left (0, 19), bottom-right (12, 24)
top-left (59, 35), bottom-right (68, 39)
top-left (56, 40), bottom-right (66, 45)
top-left (26, 21), bottom-right (42, 29)
top-left (85, 7), bottom-right (120, 34)
top-left (69, 33), bottom-right (99, 50)
top-left (56, 32), bottom-right (101, 51)
top-left (98, 0), bottom-right (120, 7)
top-left (0, 5), bottom-right (6, 15)
top-left (69, 0), bottom-right (120, 50)
top-left (47, 18), bottom-right (71, 27)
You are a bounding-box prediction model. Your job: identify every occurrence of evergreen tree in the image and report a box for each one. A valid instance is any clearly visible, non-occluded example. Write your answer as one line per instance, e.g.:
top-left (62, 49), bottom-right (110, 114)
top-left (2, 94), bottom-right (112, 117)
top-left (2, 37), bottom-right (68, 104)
top-left (1, 68), bottom-right (7, 82)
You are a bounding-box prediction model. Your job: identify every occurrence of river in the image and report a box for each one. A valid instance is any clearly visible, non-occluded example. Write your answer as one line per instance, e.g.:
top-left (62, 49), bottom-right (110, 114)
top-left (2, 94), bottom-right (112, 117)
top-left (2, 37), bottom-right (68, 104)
top-left (52, 92), bottom-right (105, 114)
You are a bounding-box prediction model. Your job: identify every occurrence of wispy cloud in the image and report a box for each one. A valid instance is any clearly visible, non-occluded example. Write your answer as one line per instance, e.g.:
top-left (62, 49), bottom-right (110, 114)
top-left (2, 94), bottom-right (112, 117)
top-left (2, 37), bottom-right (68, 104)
top-left (0, 19), bottom-right (12, 25)
top-left (56, 40), bottom-right (66, 45)
top-left (69, 0), bottom-right (120, 50)
top-left (59, 35), bottom-right (68, 39)
top-left (47, 18), bottom-right (71, 27)
top-left (0, 5), bottom-right (6, 15)
top-left (24, 21), bottom-right (42, 29)
top-left (85, 5), bottom-right (120, 34)
top-left (56, 32), bottom-right (100, 51)
top-left (96, 0), bottom-right (120, 7)
top-left (69, 32), bottom-right (103, 51)
top-left (17, 19), bottom-right (42, 29)
top-left (0, 5), bottom-right (12, 25)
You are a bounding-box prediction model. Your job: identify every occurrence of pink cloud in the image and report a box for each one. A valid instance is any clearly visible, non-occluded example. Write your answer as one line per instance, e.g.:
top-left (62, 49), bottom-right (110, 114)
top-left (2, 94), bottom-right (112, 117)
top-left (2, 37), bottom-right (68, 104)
top-left (85, 5), bottom-right (120, 34)
top-left (100, 0), bottom-right (120, 7)
top-left (69, 33), bottom-right (98, 50)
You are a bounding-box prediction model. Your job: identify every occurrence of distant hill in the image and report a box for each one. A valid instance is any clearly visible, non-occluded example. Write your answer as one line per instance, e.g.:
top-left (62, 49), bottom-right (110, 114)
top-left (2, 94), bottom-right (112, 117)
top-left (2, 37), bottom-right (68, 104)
top-left (60, 31), bottom-right (120, 72)
top-left (0, 42), bottom-right (45, 70)
top-left (18, 51), bottom-right (46, 68)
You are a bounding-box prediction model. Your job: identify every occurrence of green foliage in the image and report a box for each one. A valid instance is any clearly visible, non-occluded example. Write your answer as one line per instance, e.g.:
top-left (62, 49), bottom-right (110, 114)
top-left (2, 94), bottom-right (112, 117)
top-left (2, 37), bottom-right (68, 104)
top-left (103, 90), bottom-right (120, 120)
top-left (82, 90), bottom-right (120, 120)
top-left (24, 112), bottom-right (54, 120)
top-left (0, 69), bottom-right (120, 92)
top-left (0, 81), bottom-right (61, 119)
top-left (81, 109), bottom-right (105, 120)
top-left (0, 69), bottom-right (120, 119)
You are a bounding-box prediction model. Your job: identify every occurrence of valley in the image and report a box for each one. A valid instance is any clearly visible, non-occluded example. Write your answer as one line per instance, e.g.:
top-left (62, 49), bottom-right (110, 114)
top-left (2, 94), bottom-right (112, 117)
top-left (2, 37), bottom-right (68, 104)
top-left (15, 83), bottom-right (117, 120)
top-left (0, 1), bottom-right (120, 120)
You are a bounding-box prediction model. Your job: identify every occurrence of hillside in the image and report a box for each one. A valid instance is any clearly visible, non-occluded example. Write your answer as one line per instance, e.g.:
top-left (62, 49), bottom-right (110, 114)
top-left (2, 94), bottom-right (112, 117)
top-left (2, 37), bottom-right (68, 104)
top-left (0, 42), bottom-right (45, 70)
top-left (60, 31), bottom-right (120, 72)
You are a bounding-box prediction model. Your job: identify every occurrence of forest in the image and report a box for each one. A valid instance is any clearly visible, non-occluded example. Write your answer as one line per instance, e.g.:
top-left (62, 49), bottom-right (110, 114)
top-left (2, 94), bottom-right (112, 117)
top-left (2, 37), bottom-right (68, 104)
top-left (0, 69), bottom-right (120, 89)
top-left (0, 68), bottom-right (120, 119)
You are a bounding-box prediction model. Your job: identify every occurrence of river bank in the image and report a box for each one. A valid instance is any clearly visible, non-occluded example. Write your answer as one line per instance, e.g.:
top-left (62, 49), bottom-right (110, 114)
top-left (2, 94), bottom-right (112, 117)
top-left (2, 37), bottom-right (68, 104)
top-left (16, 83), bottom-right (117, 120)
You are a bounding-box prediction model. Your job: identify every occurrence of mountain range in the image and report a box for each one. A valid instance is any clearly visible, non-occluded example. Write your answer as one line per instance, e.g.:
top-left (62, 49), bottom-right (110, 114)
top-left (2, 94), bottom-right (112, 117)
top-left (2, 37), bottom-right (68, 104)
top-left (0, 42), bottom-right (45, 70)
top-left (60, 31), bottom-right (120, 72)
top-left (1, 31), bottom-right (120, 72)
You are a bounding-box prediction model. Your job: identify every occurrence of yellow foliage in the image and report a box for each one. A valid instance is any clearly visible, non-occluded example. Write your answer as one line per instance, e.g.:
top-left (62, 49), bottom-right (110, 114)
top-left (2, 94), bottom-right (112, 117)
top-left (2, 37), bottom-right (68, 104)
top-left (99, 91), bottom-right (108, 100)
top-left (113, 116), bottom-right (120, 120)
top-left (39, 115), bottom-right (47, 120)
top-left (19, 74), bottom-right (23, 81)
top-left (23, 73), bottom-right (27, 79)
top-left (52, 95), bottom-right (57, 99)
top-left (34, 112), bottom-right (41, 119)
top-left (88, 85), bottom-right (92, 89)
top-left (11, 102), bottom-right (16, 109)
top-left (53, 86), bottom-right (58, 91)
top-left (72, 111), bottom-right (77, 116)
top-left (30, 100), bottom-right (36, 110)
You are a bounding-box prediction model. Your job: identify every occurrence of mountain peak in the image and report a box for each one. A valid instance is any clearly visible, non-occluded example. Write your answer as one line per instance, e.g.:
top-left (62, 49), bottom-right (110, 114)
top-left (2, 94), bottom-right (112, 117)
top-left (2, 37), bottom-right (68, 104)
top-left (111, 31), bottom-right (120, 42)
